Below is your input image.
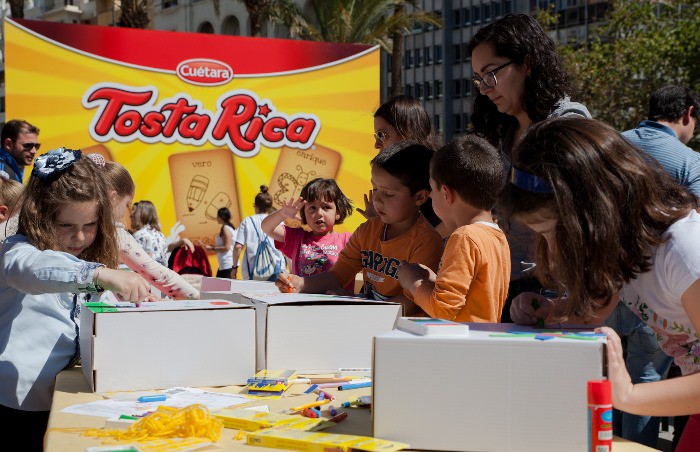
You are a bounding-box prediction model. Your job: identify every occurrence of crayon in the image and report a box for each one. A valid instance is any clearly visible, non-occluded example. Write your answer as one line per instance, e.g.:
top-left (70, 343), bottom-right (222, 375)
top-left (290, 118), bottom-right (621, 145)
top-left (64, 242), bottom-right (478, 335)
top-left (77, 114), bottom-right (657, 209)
top-left (329, 411), bottom-right (348, 423)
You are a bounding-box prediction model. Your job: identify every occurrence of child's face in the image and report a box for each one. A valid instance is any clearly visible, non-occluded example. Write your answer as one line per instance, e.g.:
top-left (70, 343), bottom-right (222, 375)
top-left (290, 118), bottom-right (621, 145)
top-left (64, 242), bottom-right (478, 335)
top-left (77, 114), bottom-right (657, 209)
top-left (54, 201), bottom-right (99, 257)
top-left (515, 208), bottom-right (558, 254)
top-left (304, 199), bottom-right (339, 236)
top-left (111, 193), bottom-right (134, 222)
top-left (371, 166), bottom-right (423, 227)
top-left (373, 117), bottom-right (401, 150)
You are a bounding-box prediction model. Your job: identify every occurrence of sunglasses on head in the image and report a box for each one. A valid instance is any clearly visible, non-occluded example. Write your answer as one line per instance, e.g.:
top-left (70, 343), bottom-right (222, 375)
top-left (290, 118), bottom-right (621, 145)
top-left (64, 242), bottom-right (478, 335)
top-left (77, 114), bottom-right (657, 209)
top-left (21, 142), bottom-right (41, 151)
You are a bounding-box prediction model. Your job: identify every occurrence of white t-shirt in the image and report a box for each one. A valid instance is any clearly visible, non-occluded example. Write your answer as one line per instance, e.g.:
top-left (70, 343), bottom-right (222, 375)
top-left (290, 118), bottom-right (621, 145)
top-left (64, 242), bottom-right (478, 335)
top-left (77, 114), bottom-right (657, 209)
top-left (235, 214), bottom-right (285, 280)
top-left (620, 209), bottom-right (700, 376)
top-left (215, 224), bottom-right (235, 269)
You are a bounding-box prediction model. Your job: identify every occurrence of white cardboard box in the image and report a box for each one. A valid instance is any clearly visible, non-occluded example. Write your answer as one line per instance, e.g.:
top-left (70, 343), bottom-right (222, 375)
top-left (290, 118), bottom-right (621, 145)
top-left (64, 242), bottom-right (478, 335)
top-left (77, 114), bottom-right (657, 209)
top-left (242, 292), bottom-right (401, 373)
top-left (200, 277), bottom-right (278, 303)
top-left (79, 295), bottom-right (257, 393)
top-left (372, 323), bottom-right (605, 452)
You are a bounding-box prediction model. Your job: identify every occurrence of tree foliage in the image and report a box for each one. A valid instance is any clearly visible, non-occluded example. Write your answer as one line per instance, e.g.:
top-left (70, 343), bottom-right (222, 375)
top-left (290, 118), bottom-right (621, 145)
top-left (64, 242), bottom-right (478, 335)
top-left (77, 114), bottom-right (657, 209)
top-left (271, 0), bottom-right (441, 97)
top-left (117, 0), bottom-right (149, 28)
top-left (561, 0), bottom-right (700, 135)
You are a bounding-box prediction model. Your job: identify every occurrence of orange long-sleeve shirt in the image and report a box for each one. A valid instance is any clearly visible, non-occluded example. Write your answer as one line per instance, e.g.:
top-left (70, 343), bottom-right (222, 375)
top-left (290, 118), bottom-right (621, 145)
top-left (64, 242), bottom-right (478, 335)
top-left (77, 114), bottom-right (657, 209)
top-left (414, 223), bottom-right (510, 322)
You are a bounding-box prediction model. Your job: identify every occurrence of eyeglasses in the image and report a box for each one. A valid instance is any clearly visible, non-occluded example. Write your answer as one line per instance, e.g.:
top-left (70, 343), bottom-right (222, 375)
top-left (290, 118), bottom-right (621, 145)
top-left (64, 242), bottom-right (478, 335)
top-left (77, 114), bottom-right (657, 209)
top-left (373, 131), bottom-right (387, 143)
top-left (472, 61), bottom-right (513, 91)
top-left (20, 142), bottom-right (41, 151)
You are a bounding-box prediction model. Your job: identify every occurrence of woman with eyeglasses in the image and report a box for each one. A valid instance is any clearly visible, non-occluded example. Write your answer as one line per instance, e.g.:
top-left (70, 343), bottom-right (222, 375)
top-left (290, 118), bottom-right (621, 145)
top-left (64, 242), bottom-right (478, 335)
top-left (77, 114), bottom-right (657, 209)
top-left (467, 13), bottom-right (591, 320)
top-left (366, 95), bottom-right (452, 237)
top-left (468, 14), bottom-right (670, 449)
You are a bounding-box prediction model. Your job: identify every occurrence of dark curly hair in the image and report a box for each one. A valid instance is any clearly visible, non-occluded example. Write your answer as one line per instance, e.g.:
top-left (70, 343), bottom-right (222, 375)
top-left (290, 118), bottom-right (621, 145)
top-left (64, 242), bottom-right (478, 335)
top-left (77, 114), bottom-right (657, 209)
top-left (467, 14), bottom-right (573, 148)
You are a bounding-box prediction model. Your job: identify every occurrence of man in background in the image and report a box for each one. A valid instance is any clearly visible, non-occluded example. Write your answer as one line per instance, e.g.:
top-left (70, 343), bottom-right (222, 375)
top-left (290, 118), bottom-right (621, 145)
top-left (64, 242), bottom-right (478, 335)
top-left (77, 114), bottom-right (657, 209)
top-left (0, 119), bottom-right (41, 183)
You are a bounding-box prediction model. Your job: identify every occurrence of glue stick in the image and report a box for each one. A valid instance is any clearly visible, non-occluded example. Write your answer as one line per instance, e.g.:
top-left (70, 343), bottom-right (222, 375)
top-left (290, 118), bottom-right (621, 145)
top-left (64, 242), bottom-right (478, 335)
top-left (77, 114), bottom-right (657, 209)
top-left (587, 379), bottom-right (613, 452)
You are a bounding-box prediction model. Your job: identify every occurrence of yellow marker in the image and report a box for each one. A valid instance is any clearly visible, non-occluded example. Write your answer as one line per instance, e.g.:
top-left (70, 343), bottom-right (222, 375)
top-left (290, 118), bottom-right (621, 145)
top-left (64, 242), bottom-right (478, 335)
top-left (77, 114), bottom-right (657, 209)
top-left (288, 399), bottom-right (330, 413)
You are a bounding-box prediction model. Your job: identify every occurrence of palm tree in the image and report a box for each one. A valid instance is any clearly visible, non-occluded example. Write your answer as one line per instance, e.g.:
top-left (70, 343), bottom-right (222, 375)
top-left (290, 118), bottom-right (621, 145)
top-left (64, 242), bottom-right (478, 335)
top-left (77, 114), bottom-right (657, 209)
top-left (235, 0), bottom-right (300, 37)
top-left (271, 0), bottom-right (441, 97)
top-left (117, 0), bottom-right (149, 28)
top-left (8, 0), bottom-right (24, 18)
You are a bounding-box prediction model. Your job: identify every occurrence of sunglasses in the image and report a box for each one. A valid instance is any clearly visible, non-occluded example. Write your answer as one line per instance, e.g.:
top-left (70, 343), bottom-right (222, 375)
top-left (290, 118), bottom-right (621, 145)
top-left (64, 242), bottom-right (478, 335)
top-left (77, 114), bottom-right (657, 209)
top-left (20, 142), bottom-right (41, 151)
top-left (373, 131), bottom-right (387, 143)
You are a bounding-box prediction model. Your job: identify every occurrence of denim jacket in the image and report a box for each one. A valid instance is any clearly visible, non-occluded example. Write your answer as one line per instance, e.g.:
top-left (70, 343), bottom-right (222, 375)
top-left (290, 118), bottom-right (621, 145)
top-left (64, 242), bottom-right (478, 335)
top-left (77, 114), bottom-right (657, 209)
top-left (0, 235), bottom-right (101, 410)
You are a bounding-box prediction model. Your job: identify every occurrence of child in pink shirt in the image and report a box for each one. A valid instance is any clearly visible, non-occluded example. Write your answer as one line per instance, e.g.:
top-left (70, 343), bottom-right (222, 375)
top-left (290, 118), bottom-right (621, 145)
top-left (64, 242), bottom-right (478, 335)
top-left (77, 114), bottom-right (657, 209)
top-left (261, 178), bottom-right (354, 292)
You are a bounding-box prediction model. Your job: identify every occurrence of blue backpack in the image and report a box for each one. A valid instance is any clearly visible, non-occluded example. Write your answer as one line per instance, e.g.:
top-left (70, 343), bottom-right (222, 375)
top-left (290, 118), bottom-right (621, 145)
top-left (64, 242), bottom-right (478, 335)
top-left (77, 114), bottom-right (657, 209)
top-left (250, 222), bottom-right (283, 281)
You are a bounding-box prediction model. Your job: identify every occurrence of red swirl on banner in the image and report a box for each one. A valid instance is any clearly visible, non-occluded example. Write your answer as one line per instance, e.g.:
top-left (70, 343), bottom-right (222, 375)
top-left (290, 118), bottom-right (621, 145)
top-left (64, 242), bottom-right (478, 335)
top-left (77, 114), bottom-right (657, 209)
top-left (13, 19), bottom-right (373, 76)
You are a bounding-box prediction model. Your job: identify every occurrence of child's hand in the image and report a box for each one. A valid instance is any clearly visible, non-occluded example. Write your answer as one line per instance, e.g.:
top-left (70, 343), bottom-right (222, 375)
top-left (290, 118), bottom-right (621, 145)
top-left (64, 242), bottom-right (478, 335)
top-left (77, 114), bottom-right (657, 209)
top-left (98, 268), bottom-right (153, 305)
top-left (510, 292), bottom-right (553, 325)
top-left (279, 197), bottom-right (306, 219)
top-left (275, 272), bottom-right (302, 293)
top-left (596, 326), bottom-right (634, 411)
top-left (397, 260), bottom-right (432, 290)
top-left (356, 190), bottom-right (378, 219)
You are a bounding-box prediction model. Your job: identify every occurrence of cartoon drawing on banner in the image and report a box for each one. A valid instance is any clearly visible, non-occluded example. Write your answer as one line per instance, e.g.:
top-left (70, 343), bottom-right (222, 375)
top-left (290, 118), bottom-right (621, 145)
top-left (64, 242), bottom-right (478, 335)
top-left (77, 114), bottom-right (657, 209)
top-left (168, 149), bottom-right (241, 247)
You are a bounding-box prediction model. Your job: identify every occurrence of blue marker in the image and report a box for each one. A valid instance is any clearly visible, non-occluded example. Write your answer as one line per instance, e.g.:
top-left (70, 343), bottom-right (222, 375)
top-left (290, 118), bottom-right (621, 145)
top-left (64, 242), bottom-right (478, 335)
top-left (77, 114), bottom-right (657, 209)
top-left (137, 394), bottom-right (167, 403)
top-left (337, 381), bottom-right (372, 391)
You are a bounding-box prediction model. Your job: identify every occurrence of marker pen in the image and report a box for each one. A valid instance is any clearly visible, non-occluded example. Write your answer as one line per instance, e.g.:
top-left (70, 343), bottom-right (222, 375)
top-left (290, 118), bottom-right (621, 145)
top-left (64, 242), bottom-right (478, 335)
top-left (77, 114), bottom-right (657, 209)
top-left (337, 381), bottom-right (372, 390)
top-left (340, 395), bottom-right (372, 408)
top-left (137, 394), bottom-right (166, 403)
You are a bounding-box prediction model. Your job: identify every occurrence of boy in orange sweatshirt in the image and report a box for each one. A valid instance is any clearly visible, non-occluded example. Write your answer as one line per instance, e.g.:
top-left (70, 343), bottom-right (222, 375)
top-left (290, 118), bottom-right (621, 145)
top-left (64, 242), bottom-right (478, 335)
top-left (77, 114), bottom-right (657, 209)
top-left (397, 134), bottom-right (510, 322)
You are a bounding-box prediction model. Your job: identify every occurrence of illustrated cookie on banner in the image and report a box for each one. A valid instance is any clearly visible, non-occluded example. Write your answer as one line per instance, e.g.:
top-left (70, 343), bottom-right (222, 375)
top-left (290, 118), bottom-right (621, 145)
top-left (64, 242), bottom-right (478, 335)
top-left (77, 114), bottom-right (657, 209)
top-left (168, 149), bottom-right (241, 247)
top-left (268, 145), bottom-right (342, 230)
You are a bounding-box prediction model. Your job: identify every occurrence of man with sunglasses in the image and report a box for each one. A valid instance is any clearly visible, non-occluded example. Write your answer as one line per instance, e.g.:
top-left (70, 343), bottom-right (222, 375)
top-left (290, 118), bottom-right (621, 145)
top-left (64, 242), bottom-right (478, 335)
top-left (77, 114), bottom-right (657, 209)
top-left (1, 119), bottom-right (41, 183)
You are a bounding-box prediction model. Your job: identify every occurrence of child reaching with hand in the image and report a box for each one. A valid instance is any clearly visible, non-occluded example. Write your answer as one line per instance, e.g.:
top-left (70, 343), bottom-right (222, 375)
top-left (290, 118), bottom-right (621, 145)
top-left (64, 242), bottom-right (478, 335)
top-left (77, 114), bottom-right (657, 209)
top-left (276, 142), bottom-right (443, 314)
top-left (101, 160), bottom-right (200, 299)
top-left (0, 149), bottom-right (153, 451)
top-left (261, 178), bottom-right (354, 291)
top-left (397, 134), bottom-right (510, 322)
top-left (500, 117), bottom-right (700, 451)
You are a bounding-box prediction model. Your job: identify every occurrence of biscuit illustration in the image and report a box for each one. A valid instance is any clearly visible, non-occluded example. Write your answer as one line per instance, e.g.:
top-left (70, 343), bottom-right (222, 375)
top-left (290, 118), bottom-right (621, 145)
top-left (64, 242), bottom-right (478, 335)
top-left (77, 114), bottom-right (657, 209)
top-left (169, 149), bottom-right (241, 246)
top-left (269, 145), bottom-right (341, 231)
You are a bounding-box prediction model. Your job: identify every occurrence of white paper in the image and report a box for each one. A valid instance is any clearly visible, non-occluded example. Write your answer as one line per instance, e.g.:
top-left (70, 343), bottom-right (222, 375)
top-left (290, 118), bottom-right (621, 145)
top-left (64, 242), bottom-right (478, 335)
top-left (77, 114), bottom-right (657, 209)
top-left (63, 387), bottom-right (251, 418)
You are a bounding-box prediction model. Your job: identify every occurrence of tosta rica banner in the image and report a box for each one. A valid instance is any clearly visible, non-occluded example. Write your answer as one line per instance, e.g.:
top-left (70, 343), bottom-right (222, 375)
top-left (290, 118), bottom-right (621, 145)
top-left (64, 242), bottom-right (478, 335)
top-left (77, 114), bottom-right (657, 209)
top-left (4, 18), bottom-right (379, 250)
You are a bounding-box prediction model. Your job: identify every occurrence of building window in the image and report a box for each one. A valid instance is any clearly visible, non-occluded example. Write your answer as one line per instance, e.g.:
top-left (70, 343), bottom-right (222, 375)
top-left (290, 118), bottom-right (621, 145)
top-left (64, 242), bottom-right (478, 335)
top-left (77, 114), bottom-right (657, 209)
top-left (163, 0), bottom-right (178, 8)
top-left (463, 78), bottom-right (473, 96)
top-left (434, 114), bottom-right (443, 133)
top-left (387, 54), bottom-right (392, 73)
top-left (505, 0), bottom-right (513, 14)
top-left (463, 43), bottom-right (471, 61)
top-left (405, 50), bottom-right (413, 69)
top-left (435, 80), bottom-right (443, 98)
top-left (453, 8), bottom-right (461, 28)
top-left (454, 114), bottom-right (462, 132)
top-left (494, 1), bottom-right (502, 18)
top-left (472, 5), bottom-right (481, 23)
top-left (464, 113), bottom-right (471, 130)
top-left (425, 81), bottom-right (432, 99)
top-left (415, 48), bottom-right (422, 67)
top-left (405, 84), bottom-right (413, 97)
top-left (483, 3), bottom-right (491, 22)
top-left (453, 79), bottom-right (462, 98)
top-left (415, 83), bottom-right (422, 99)
top-left (463, 7), bottom-right (471, 25)
top-left (434, 45), bottom-right (443, 64)
top-left (453, 44), bottom-right (461, 62)
top-left (424, 47), bottom-right (432, 65)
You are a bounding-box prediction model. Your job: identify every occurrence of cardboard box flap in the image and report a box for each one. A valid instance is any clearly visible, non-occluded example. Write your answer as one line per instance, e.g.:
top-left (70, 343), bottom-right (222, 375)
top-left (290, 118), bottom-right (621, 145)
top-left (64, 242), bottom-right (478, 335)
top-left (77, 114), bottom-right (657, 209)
top-left (87, 292), bottom-right (252, 313)
top-left (243, 292), bottom-right (400, 306)
top-left (200, 277), bottom-right (277, 293)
